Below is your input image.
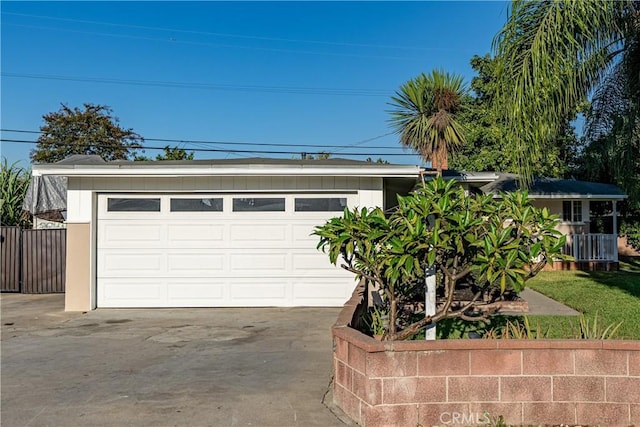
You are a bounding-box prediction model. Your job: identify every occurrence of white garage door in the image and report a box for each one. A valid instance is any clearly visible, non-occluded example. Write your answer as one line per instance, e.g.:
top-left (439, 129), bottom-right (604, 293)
top-left (96, 193), bottom-right (356, 308)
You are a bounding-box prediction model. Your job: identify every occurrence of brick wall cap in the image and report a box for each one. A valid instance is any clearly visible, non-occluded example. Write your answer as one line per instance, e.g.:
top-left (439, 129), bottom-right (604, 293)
top-left (333, 325), bottom-right (386, 352)
top-left (602, 340), bottom-right (640, 350)
top-left (497, 339), bottom-right (605, 349)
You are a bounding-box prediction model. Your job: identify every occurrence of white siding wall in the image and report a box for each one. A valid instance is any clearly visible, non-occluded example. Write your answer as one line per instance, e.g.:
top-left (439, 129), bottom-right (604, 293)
top-left (531, 198), bottom-right (591, 234)
top-left (70, 176), bottom-right (381, 192)
top-left (66, 178), bottom-right (93, 223)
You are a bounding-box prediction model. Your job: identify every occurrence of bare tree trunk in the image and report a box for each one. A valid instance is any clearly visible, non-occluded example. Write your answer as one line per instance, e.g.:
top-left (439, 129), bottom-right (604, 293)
top-left (389, 297), bottom-right (397, 336)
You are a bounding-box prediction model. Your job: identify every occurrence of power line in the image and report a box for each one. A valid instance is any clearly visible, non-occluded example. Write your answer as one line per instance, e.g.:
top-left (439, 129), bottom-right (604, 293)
top-left (3, 11), bottom-right (458, 52)
top-left (0, 72), bottom-right (389, 97)
top-left (2, 23), bottom-right (424, 62)
top-left (1, 129), bottom-right (404, 150)
top-left (0, 138), bottom-right (418, 157)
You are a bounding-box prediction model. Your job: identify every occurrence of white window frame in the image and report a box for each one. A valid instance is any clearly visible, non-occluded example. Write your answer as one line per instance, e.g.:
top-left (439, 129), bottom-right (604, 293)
top-left (562, 200), bottom-right (583, 223)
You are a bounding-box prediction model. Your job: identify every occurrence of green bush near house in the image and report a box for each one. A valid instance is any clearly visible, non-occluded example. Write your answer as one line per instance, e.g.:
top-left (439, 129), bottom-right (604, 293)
top-left (620, 219), bottom-right (640, 251)
top-left (1, 158), bottom-right (32, 227)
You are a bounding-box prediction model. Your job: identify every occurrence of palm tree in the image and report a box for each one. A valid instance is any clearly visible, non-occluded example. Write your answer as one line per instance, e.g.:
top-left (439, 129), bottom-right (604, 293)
top-left (493, 0), bottom-right (639, 187)
top-left (388, 69), bottom-right (467, 176)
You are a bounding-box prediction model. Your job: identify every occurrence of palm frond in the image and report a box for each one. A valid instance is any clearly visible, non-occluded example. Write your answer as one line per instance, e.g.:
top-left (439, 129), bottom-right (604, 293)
top-left (493, 0), bottom-right (632, 187)
top-left (388, 69), bottom-right (467, 170)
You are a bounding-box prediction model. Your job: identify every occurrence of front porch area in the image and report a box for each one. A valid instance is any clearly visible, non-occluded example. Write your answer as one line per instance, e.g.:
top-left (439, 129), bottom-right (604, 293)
top-left (553, 233), bottom-right (620, 271)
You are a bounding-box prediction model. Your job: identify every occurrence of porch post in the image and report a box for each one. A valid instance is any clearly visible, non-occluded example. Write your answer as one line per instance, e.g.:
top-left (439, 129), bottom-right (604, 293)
top-left (612, 200), bottom-right (618, 262)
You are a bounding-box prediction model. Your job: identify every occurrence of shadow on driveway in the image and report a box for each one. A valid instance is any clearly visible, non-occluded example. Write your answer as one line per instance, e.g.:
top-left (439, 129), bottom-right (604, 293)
top-left (1, 294), bottom-right (347, 426)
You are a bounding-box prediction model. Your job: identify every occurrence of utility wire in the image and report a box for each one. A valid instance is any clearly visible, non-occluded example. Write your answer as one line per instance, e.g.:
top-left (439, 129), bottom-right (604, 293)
top-left (1, 129), bottom-right (404, 150)
top-left (1, 138), bottom-right (418, 157)
top-left (3, 11), bottom-right (457, 52)
top-left (2, 23), bottom-right (423, 61)
top-left (0, 72), bottom-right (389, 97)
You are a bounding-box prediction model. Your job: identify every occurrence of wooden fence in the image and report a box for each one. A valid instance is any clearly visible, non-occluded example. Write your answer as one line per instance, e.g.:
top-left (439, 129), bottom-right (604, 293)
top-left (0, 226), bottom-right (66, 293)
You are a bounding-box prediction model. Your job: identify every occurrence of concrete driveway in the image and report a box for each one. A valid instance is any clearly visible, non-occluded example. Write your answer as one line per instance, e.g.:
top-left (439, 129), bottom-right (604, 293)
top-left (1, 294), bottom-right (348, 426)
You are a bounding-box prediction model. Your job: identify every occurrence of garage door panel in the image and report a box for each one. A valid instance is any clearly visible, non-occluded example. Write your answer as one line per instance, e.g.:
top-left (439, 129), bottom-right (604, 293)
top-left (167, 280), bottom-right (225, 300)
top-left (99, 223), bottom-right (163, 247)
top-left (291, 254), bottom-right (353, 279)
top-left (292, 224), bottom-right (321, 244)
top-left (230, 223), bottom-right (287, 241)
top-left (293, 278), bottom-right (356, 302)
top-left (230, 253), bottom-right (287, 270)
top-left (100, 278), bottom-right (163, 307)
top-left (167, 252), bottom-right (225, 273)
top-left (230, 280), bottom-right (288, 300)
top-left (292, 252), bottom-right (336, 268)
top-left (100, 252), bottom-right (164, 276)
top-left (167, 224), bottom-right (224, 245)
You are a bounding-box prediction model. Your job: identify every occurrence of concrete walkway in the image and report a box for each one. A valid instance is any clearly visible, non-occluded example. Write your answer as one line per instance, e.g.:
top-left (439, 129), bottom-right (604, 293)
top-left (520, 288), bottom-right (580, 316)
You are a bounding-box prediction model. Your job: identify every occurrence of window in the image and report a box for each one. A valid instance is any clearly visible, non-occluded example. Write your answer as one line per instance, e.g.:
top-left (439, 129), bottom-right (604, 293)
top-left (295, 198), bottom-right (347, 212)
top-left (170, 198), bottom-right (223, 212)
top-left (562, 200), bottom-right (583, 222)
top-left (232, 198), bottom-right (285, 212)
top-left (107, 198), bottom-right (160, 212)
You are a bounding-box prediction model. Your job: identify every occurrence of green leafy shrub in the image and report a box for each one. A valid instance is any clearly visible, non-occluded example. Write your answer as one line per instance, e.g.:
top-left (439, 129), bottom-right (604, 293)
top-left (620, 219), bottom-right (640, 250)
top-left (315, 177), bottom-right (565, 340)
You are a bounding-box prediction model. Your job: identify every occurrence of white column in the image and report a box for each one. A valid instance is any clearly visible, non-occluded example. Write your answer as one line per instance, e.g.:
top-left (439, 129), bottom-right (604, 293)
top-left (425, 265), bottom-right (436, 340)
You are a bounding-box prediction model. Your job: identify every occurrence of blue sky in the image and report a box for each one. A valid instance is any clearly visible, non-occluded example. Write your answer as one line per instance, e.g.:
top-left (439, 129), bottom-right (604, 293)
top-left (1, 1), bottom-right (509, 166)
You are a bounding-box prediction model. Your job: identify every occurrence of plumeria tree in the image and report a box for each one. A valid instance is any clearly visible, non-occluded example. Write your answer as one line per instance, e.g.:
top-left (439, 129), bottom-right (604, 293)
top-left (315, 178), bottom-right (565, 340)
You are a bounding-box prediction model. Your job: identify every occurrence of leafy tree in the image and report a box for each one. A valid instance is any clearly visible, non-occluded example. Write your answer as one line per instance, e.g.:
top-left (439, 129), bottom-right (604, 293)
top-left (388, 69), bottom-right (467, 175)
top-left (315, 177), bottom-right (564, 340)
top-left (32, 103), bottom-right (143, 163)
top-left (451, 55), bottom-right (580, 177)
top-left (1, 159), bottom-right (31, 227)
top-left (493, 0), bottom-right (638, 186)
top-left (134, 146), bottom-right (195, 161)
top-left (450, 55), bottom-right (513, 173)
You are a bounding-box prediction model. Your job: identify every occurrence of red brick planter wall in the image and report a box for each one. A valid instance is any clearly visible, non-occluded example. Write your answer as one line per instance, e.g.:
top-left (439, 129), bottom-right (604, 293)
top-left (333, 286), bottom-right (640, 426)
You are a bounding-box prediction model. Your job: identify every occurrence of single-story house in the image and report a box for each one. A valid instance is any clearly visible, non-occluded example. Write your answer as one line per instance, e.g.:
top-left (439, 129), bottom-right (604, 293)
top-left (434, 170), bottom-right (627, 269)
top-left (32, 158), bottom-right (626, 311)
top-left (480, 173), bottom-right (628, 269)
top-left (31, 157), bottom-right (420, 311)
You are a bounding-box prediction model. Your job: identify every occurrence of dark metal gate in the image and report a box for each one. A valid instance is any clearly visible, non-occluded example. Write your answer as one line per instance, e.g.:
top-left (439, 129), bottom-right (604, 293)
top-left (1, 227), bottom-right (21, 292)
top-left (0, 226), bottom-right (66, 293)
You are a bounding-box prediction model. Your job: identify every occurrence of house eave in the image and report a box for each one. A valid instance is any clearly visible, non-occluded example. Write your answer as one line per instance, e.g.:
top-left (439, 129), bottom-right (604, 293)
top-left (31, 164), bottom-right (423, 179)
top-left (424, 171), bottom-right (500, 183)
top-left (489, 193), bottom-right (628, 200)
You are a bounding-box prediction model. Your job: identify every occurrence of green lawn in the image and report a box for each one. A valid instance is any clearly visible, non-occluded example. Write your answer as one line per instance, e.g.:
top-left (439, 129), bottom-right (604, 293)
top-left (525, 269), bottom-right (640, 339)
top-left (434, 269), bottom-right (640, 340)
